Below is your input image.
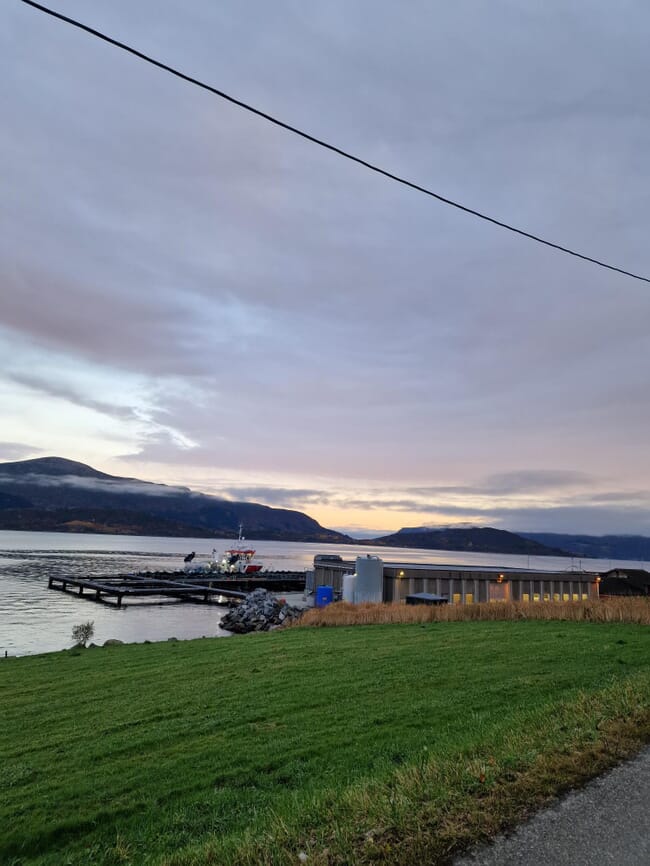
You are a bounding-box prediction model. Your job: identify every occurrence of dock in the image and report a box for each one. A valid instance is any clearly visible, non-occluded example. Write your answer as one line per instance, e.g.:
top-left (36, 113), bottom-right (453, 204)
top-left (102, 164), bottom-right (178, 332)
top-left (139, 570), bottom-right (306, 593)
top-left (48, 569), bottom-right (306, 608)
top-left (48, 574), bottom-right (247, 607)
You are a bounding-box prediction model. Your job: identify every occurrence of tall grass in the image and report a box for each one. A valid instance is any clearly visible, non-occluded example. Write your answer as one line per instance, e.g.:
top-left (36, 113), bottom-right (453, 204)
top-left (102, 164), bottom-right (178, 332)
top-left (297, 596), bottom-right (650, 627)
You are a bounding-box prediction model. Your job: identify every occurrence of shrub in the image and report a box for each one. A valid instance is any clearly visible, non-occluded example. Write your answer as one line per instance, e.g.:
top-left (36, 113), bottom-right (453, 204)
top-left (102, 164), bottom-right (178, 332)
top-left (71, 621), bottom-right (95, 647)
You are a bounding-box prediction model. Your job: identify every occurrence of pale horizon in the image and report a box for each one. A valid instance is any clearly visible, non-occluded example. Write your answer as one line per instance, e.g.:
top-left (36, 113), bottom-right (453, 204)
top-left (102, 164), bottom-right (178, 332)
top-left (1, 450), bottom-right (649, 538)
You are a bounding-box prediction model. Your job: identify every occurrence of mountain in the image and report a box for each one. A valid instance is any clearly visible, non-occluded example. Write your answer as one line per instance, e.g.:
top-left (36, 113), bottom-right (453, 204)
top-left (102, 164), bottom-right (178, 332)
top-left (0, 457), bottom-right (349, 542)
top-left (370, 526), bottom-right (571, 556)
top-left (521, 533), bottom-right (650, 562)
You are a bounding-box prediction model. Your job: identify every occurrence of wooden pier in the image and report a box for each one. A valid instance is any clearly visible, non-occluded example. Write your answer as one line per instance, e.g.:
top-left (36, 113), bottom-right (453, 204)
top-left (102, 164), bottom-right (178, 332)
top-left (48, 574), bottom-right (247, 608)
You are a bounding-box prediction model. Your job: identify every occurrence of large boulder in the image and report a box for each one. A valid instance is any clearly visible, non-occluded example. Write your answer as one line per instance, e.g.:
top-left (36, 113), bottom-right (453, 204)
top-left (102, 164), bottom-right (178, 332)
top-left (220, 588), bottom-right (302, 634)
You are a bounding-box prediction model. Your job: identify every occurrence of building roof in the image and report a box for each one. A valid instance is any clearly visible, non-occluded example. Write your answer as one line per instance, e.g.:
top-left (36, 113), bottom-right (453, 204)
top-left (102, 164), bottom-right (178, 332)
top-left (605, 568), bottom-right (650, 583)
top-left (314, 556), bottom-right (599, 580)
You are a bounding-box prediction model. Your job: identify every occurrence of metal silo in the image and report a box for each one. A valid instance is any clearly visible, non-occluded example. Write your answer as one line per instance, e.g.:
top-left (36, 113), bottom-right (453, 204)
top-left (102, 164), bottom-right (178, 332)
top-left (354, 555), bottom-right (383, 603)
top-left (342, 573), bottom-right (357, 602)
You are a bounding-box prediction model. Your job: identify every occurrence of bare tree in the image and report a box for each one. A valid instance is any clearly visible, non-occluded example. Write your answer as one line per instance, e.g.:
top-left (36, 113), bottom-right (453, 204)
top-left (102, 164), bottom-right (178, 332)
top-left (71, 621), bottom-right (95, 647)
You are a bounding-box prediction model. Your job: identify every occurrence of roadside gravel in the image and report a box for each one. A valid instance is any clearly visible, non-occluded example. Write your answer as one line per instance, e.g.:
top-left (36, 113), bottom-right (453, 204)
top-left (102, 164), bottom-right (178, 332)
top-left (454, 746), bottom-right (650, 866)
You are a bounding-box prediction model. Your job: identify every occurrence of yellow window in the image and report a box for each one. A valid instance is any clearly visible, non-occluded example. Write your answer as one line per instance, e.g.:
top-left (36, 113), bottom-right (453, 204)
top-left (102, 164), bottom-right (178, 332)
top-left (465, 593), bottom-right (473, 604)
top-left (572, 593), bottom-right (579, 601)
top-left (522, 593), bottom-right (530, 602)
top-left (533, 593), bottom-right (540, 602)
top-left (452, 593), bottom-right (461, 604)
top-left (563, 593), bottom-right (569, 601)
top-left (543, 593), bottom-right (550, 602)
top-left (553, 593), bottom-right (560, 601)
top-left (581, 593), bottom-right (588, 601)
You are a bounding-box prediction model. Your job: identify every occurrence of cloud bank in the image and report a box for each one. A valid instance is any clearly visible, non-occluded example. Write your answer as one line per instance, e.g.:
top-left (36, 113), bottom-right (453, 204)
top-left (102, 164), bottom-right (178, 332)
top-left (2, 1), bottom-right (650, 533)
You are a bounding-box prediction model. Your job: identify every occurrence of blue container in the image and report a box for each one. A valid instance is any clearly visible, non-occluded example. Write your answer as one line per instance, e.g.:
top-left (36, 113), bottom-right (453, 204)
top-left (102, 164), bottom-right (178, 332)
top-left (315, 585), bottom-right (334, 607)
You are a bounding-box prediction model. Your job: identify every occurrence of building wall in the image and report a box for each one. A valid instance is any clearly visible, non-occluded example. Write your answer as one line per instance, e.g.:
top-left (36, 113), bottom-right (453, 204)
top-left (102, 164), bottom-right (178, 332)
top-left (313, 560), bottom-right (600, 604)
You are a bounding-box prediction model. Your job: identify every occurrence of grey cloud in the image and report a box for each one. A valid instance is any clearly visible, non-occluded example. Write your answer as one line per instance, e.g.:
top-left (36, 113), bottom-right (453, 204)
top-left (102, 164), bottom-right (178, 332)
top-left (479, 470), bottom-right (595, 495)
top-left (0, 473), bottom-right (191, 496)
top-left (3, 2), bottom-right (650, 501)
top-left (0, 443), bottom-right (44, 461)
top-left (406, 470), bottom-right (597, 498)
top-left (118, 428), bottom-right (202, 464)
top-left (220, 486), bottom-right (331, 507)
top-left (7, 372), bottom-right (141, 422)
top-left (341, 499), bottom-right (473, 514)
top-left (1, 267), bottom-right (207, 379)
top-left (589, 491), bottom-right (650, 504)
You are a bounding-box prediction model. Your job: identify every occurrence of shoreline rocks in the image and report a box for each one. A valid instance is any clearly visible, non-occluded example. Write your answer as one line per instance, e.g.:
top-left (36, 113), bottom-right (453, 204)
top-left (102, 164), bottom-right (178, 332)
top-left (220, 588), bottom-right (303, 634)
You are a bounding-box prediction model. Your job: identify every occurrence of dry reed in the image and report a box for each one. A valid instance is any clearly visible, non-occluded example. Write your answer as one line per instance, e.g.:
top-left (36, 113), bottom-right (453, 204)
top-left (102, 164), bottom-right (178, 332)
top-left (296, 596), bottom-right (650, 627)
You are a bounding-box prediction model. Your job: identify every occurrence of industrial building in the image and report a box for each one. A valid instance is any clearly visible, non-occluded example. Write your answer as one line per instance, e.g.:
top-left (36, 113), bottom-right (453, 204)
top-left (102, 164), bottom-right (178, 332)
top-left (600, 568), bottom-right (650, 597)
top-left (313, 555), bottom-right (601, 604)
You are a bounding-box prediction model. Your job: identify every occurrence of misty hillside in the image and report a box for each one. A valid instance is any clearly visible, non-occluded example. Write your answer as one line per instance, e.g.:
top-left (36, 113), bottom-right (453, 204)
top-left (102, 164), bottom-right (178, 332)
top-left (0, 457), bottom-right (349, 542)
top-left (372, 526), bottom-right (571, 556)
top-left (521, 533), bottom-right (650, 562)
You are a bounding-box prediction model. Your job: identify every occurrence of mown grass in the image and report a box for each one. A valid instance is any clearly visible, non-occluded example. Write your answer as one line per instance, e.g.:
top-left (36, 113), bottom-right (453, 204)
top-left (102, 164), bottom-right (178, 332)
top-left (0, 621), bottom-right (649, 866)
top-left (298, 596), bottom-right (650, 627)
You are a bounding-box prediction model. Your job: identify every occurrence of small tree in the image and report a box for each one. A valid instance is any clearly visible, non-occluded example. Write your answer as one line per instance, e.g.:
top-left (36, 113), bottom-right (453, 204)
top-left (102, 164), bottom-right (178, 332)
top-left (71, 621), bottom-right (94, 648)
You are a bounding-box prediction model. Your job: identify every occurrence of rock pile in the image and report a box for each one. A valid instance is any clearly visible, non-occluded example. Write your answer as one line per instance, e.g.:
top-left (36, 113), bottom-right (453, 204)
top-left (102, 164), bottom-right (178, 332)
top-left (220, 588), bottom-right (303, 634)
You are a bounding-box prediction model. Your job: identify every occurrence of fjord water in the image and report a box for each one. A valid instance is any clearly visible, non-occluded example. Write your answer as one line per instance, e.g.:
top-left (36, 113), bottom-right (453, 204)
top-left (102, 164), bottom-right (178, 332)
top-left (1, 530), bottom-right (647, 656)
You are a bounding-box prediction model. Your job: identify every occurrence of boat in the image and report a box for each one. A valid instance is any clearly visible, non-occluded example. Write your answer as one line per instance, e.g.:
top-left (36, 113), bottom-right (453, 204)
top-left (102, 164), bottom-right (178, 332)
top-left (210, 524), bottom-right (264, 575)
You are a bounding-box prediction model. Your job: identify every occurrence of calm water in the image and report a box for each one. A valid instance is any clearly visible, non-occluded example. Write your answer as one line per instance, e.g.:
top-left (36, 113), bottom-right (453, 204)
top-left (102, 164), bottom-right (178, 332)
top-left (1, 530), bottom-right (646, 656)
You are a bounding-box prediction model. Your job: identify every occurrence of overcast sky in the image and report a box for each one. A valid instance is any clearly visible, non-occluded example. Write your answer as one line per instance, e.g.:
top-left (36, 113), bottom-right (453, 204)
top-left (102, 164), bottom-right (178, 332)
top-left (2, 1), bottom-right (650, 535)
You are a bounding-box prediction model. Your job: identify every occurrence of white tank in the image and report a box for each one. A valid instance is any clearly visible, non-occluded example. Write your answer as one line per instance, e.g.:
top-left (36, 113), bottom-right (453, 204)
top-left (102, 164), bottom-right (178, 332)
top-left (342, 573), bottom-right (357, 603)
top-left (355, 555), bottom-right (383, 603)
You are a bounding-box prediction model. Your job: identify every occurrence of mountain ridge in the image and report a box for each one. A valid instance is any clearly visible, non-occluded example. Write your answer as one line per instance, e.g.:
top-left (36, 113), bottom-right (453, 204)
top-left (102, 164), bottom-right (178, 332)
top-left (3, 458), bottom-right (647, 558)
top-left (0, 457), bottom-right (348, 542)
top-left (370, 526), bottom-right (571, 557)
top-left (521, 532), bottom-right (650, 562)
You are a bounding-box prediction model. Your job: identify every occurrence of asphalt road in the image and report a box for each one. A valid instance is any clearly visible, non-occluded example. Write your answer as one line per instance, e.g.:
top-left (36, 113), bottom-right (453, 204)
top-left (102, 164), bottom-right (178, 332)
top-left (454, 746), bottom-right (650, 866)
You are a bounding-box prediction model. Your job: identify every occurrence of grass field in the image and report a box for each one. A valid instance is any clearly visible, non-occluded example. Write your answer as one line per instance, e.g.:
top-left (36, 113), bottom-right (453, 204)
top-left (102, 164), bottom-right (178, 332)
top-left (1, 621), bottom-right (649, 865)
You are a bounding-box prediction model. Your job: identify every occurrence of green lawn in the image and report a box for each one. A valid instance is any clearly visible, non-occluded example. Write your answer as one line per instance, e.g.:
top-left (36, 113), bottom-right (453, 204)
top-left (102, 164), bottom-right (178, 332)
top-left (1, 621), bottom-right (649, 866)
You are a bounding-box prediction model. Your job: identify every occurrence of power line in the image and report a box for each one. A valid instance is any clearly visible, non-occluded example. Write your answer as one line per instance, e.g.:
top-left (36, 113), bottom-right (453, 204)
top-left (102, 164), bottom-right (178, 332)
top-left (19, 0), bottom-right (650, 285)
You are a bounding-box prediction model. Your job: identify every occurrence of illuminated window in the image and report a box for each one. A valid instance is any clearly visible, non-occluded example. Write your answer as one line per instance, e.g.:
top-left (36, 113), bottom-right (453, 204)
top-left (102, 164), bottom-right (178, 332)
top-left (465, 593), bottom-right (474, 604)
top-left (572, 593), bottom-right (579, 601)
top-left (452, 593), bottom-right (461, 604)
top-left (581, 593), bottom-right (588, 601)
top-left (533, 593), bottom-right (540, 602)
top-left (563, 593), bottom-right (569, 601)
top-left (543, 593), bottom-right (550, 602)
top-left (553, 593), bottom-right (560, 601)
top-left (522, 593), bottom-right (530, 602)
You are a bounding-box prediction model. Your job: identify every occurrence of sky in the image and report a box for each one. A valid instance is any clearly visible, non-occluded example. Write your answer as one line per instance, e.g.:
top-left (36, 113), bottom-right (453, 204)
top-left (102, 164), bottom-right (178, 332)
top-left (2, 0), bottom-right (650, 536)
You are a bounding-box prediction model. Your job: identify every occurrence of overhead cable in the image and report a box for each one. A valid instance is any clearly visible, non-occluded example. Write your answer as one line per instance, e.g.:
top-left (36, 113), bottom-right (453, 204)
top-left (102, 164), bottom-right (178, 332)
top-left (19, 0), bottom-right (650, 284)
